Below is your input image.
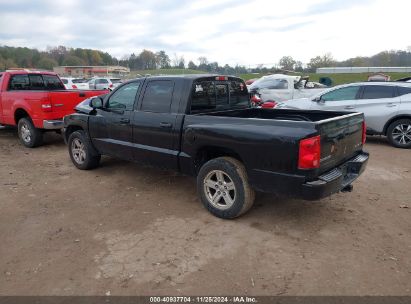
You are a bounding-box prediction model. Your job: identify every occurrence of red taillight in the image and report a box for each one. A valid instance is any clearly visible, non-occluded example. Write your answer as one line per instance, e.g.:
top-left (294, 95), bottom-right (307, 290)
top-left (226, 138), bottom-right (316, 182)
top-left (298, 135), bottom-right (321, 169)
top-left (72, 85), bottom-right (77, 89)
top-left (215, 76), bottom-right (228, 81)
top-left (110, 84), bottom-right (113, 88)
top-left (362, 121), bottom-right (366, 145)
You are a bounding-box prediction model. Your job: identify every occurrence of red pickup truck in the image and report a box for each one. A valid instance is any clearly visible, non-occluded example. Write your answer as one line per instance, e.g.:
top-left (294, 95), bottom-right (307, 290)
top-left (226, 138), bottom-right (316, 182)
top-left (0, 70), bottom-right (107, 147)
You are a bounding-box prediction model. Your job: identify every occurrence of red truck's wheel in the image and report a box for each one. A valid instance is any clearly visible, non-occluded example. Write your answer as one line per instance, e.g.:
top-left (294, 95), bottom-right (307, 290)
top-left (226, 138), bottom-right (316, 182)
top-left (68, 130), bottom-right (101, 170)
top-left (17, 118), bottom-right (43, 148)
top-left (197, 157), bottom-right (255, 219)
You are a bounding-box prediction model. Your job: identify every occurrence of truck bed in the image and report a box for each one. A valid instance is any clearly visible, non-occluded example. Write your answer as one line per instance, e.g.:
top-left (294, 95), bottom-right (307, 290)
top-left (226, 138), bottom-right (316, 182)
top-left (200, 108), bottom-right (350, 122)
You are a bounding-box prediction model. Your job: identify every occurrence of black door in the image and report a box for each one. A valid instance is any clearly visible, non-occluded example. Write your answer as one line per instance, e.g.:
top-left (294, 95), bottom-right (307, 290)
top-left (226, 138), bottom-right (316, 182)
top-left (132, 79), bottom-right (180, 170)
top-left (89, 81), bottom-right (142, 160)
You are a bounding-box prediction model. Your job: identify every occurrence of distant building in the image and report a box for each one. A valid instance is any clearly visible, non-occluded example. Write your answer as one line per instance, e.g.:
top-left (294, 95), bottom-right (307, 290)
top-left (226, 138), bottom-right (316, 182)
top-left (368, 73), bottom-right (391, 82)
top-left (53, 65), bottom-right (130, 77)
top-left (316, 67), bottom-right (411, 74)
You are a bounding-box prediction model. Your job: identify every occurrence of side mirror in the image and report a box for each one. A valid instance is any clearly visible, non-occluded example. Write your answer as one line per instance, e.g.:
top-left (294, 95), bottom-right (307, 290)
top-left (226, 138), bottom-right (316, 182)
top-left (90, 97), bottom-right (103, 109)
top-left (313, 96), bottom-right (322, 102)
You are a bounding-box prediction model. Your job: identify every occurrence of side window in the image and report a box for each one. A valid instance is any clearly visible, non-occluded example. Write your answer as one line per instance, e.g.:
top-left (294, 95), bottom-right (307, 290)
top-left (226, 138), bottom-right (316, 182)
top-left (61, 79), bottom-right (68, 84)
top-left (43, 75), bottom-right (65, 90)
top-left (9, 75), bottom-right (30, 90)
top-left (107, 82), bottom-right (140, 110)
top-left (141, 80), bottom-right (174, 113)
top-left (321, 86), bottom-right (360, 101)
top-left (29, 75), bottom-right (45, 90)
top-left (398, 86), bottom-right (411, 96)
top-left (361, 86), bottom-right (395, 99)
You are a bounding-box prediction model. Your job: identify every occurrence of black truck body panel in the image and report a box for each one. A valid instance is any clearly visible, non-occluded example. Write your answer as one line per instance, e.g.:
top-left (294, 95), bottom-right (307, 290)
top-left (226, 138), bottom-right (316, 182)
top-left (63, 75), bottom-right (368, 199)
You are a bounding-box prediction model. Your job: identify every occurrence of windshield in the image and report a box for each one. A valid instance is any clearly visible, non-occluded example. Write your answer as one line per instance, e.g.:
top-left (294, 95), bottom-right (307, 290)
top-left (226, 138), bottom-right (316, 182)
top-left (249, 78), bottom-right (289, 90)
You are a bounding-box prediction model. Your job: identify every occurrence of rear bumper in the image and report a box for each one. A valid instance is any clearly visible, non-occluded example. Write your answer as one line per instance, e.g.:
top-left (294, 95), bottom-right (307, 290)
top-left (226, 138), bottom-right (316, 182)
top-left (301, 152), bottom-right (369, 200)
top-left (43, 119), bottom-right (64, 130)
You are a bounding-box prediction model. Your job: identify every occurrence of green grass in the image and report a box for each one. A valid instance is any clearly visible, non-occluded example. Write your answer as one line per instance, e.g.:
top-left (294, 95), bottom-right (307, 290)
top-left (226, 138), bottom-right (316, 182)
top-left (239, 72), bottom-right (411, 85)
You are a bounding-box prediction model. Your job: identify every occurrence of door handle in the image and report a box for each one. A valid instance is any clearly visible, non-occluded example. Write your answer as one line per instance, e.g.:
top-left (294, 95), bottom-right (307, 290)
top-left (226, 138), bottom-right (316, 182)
top-left (386, 103), bottom-right (397, 107)
top-left (344, 106), bottom-right (355, 110)
top-left (119, 118), bottom-right (130, 124)
top-left (160, 122), bottom-right (172, 128)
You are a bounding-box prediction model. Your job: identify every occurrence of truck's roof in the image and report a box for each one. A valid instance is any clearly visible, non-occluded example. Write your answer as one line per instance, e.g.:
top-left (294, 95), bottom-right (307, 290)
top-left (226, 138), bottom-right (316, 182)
top-left (3, 70), bottom-right (58, 76)
top-left (141, 74), bottom-right (243, 82)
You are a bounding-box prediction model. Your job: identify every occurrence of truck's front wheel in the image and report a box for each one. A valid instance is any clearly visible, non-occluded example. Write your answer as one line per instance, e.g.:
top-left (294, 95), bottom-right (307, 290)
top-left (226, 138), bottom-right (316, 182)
top-left (68, 130), bottom-right (101, 170)
top-left (197, 157), bottom-right (255, 219)
top-left (17, 117), bottom-right (43, 148)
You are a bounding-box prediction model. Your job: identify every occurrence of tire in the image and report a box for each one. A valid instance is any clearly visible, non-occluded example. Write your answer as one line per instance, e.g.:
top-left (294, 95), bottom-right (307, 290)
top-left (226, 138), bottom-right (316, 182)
top-left (68, 130), bottom-right (101, 170)
top-left (197, 157), bottom-right (255, 219)
top-left (17, 117), bottom-right (43, 148)
top-left (387, 119), bottom-right (411, 149)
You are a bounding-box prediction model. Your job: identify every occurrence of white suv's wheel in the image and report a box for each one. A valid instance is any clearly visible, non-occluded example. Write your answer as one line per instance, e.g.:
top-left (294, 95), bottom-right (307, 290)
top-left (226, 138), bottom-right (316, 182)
top-left (387, 119), bottom-right (411, 148)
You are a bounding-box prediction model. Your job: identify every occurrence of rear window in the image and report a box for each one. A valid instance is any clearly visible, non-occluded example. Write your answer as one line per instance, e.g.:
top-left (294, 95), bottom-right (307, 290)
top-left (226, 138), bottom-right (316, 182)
top-left (97, 79), bottom-right (109, 84)
top-left (141, 80), bottom-right (174, 113)
top-left (191, 79), bottom-right (249, 113)
top-left (110, 79), bottom-right (122, 84)
top-left (72, 79), bottom-right (87, 83)
top-left (361, 85), bottom-right (395, 99)
top-left (61, 79), bottom-right (69, 84)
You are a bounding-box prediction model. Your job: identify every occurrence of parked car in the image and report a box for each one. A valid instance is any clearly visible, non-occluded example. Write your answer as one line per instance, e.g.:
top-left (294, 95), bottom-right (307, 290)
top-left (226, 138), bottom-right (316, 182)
top-left (110, 78), bottom-right (123, 88)
top-left (248, 74), bottom-right (328, 102)
top-left (274, 82), bottom-right (411, 148)
top-left (88, 78), bottom-right (111, 90)
top-left (63, 75), bottom-right (368, 219)
top-left (60, 77), bottom-right (89, 90)
top-left (0, 70), bottom-right (108, 147)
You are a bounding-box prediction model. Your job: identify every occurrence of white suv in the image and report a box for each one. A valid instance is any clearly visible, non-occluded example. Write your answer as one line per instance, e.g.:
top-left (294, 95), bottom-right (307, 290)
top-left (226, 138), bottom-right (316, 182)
top-left (275, 82), bottom-right (411, 148)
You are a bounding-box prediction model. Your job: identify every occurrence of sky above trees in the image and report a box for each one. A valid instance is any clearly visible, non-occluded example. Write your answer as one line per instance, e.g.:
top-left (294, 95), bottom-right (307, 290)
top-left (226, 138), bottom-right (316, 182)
top-left (0, 0), bottom-right (410, 67)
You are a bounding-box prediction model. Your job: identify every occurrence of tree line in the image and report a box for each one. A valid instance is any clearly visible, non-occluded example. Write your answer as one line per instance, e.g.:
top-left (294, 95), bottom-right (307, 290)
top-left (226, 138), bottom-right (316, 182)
top-left (1, 45), bottom-right (411, 74)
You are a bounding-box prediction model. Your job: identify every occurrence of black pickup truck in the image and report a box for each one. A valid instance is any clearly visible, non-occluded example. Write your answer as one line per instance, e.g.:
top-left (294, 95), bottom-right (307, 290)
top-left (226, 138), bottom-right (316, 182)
top-left (63, 75), bottom-right (369, 219)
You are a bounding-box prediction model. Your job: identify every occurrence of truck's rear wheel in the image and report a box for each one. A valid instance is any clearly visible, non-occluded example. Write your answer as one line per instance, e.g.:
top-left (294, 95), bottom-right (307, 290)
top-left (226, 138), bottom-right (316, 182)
top-left (387, 119), bottom-right (411, 148)
top-left (17, 117), bottom-right (43, 148)
top-left (68, 130), bottom-right (101, 170)
top-left (197, 157), bottom-right (255, 219)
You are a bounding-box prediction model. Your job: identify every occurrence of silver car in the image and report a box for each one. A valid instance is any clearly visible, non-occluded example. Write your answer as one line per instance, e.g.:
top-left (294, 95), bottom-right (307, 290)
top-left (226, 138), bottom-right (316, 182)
top-left (276, 82), bottom-right (411, 148)
top-left (88, 78), bottom-right (123, 90)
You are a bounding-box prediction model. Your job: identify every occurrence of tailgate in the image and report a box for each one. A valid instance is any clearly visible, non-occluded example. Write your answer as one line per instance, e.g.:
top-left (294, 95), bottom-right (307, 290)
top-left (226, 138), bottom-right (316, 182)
top-left (318, 112), bottom-right (364, 174)
top-left (48, 90), bottom-right (107, 117)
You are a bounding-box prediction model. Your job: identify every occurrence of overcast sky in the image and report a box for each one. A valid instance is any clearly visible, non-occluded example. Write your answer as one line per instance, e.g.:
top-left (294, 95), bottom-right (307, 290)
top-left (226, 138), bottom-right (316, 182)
top-left (0, 0), bottom-right (410, 67)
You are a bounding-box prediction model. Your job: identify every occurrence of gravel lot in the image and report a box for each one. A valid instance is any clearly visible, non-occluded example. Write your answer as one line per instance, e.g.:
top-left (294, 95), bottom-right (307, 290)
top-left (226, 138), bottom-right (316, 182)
top-left (0, 128), bottom-right (410, 296)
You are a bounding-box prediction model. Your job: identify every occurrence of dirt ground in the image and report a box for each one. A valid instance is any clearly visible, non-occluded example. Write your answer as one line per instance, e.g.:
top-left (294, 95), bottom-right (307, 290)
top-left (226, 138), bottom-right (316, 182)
top-left (0, 128), bottom-right (410, 296)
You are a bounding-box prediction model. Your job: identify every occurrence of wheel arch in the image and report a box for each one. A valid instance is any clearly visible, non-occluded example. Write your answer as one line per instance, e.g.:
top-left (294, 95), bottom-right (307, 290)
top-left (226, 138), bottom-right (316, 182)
top-left (383, 115), bottom-right (411, 135)
top-left (194, 145), bottom-right (245, 174)
top-left (64, 125), bottom-right (84, 143)
top-left (14, 108), bottom-right (31, 124)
